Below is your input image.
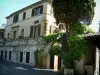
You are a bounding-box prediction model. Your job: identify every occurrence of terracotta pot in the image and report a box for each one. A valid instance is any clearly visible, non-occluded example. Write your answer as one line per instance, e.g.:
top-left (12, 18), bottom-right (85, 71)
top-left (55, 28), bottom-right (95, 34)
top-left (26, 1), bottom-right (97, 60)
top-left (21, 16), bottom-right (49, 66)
top-left (64, 68), bottom-right (74, 75)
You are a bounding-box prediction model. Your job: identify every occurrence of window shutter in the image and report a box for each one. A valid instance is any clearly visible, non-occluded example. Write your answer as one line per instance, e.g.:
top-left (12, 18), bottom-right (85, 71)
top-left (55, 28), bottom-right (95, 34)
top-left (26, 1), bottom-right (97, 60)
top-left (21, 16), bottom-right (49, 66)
top-left (38, 24), bottom-right (41, 36)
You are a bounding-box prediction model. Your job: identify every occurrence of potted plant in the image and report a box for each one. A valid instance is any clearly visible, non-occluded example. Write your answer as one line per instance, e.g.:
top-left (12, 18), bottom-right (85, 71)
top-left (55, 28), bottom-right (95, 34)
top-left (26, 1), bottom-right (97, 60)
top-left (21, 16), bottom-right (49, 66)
top-left (62, 53), bottom-right (74, 75)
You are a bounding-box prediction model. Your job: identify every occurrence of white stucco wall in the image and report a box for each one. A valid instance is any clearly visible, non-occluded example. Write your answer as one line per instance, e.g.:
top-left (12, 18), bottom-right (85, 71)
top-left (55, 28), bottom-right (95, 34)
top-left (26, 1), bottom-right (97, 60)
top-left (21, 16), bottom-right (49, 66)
top-left (5, 2), bottom-right (56, 39)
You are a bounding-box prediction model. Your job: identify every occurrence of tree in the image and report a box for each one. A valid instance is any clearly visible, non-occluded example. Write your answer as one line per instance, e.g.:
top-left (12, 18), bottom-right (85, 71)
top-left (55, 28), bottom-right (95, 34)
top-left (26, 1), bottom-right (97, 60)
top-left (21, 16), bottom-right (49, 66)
top-left (52, 0), bottom-right (96, 51)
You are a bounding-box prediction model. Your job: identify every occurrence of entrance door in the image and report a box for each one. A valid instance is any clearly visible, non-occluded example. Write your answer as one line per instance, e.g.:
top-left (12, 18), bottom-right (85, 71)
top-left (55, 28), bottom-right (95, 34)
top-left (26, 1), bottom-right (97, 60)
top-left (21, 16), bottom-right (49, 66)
top-left (58, 56), bottom-right (61, 70)
top-left (26, 52), bottom-right (30, 63)
top-left (1, 51), bottom-right (3, 59)
top-left (20, 52), bottom-right (23, 62)
top-left (5, 51), bottom-right (7, 60)
top-left (50, 55), bottom-right (54, 69)
top-left (9, 51), bottom-right (12, 60)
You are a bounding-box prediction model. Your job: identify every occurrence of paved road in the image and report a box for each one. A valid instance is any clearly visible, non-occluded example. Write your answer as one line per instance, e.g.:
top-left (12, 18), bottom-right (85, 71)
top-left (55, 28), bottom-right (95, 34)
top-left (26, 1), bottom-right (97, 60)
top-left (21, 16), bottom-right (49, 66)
top-left (0, 60), bottom-right (58, 75)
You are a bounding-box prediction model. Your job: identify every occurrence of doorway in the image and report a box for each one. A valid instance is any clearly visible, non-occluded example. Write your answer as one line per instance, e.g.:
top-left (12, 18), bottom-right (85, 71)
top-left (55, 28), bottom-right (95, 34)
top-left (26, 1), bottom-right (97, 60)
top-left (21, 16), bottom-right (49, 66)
top-left (50, 55), bottom-right (54, 69)
top-left (9, 51), bottom-right (12, 60)
top-left (1, 51), bottom-right (3, 59)
top-left (5, 51), bottom-right (7, 60)
top-left (26, 52), bottom-right (30, 63)
top-left (50, 55), bottom-right (61, 70)
top-left (20, 52), bottom-right (23, 62)
top-left (58, 56), bottom-right (61, 70)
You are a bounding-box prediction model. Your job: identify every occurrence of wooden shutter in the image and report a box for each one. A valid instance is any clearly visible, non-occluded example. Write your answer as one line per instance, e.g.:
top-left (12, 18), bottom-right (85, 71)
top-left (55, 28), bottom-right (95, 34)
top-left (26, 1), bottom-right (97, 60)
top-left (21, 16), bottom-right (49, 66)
top-left (38, 24), bottom-right (41, 36)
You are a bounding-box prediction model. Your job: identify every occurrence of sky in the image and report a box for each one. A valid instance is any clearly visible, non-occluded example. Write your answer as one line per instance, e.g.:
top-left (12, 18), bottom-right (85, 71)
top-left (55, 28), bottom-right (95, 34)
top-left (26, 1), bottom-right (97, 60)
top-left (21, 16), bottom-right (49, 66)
top-left (0, 0), bottom-right (100, 32)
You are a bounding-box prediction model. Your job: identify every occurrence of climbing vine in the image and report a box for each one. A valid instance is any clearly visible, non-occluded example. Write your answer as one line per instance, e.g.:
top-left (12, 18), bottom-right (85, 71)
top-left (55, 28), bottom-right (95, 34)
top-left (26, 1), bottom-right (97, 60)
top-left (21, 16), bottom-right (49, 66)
top-left (43, 24), bottom-right (94, 68)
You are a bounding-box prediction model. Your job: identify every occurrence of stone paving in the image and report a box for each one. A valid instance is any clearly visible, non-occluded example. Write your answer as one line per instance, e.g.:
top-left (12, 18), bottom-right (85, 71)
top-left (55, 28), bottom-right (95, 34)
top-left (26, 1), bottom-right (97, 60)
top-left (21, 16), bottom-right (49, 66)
top-left (0, 60), bottom-right (58, 75)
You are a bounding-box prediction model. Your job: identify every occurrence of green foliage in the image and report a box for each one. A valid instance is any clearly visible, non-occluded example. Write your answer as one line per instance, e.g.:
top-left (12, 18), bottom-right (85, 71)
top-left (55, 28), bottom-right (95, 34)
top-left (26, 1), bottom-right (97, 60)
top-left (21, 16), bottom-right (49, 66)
top-left (49, 43), bottom-right (62, 55)
top-left (72, 24), bottom-right (95, 35)
top-left (52, 0), bottom-right (96, 25)
top-left (43, 32), bottom-right (65, 43)
top-left (34, 50), bottom-right (40, 67)
top-left (34, 49), bottom-right (47, 68)
top-left (43, 24), bottom-right (94, 68)
top-left (43, 33), bottom-right (58, 43)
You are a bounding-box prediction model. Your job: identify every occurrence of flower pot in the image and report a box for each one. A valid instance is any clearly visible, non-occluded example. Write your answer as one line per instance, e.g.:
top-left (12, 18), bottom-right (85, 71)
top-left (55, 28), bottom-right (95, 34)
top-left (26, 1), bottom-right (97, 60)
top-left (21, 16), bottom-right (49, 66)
top-left (64, 68), bottom-right (74, 75)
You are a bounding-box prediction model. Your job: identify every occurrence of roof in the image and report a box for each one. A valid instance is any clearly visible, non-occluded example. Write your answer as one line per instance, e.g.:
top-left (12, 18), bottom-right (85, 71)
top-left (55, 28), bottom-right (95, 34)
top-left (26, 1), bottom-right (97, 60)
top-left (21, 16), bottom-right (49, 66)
top-left (6, 0), bottom-right (50, 19)
top-left (85, 32), bottom-right (100, 37)
top-left (84, 32), bottom-right (100, 40)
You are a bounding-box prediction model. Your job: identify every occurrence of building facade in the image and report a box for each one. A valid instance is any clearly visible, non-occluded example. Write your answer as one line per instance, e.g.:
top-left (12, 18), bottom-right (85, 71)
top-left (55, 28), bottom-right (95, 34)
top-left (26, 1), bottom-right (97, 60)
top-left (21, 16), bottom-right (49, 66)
top-left (5, 0), bottom-right (56, 39)
top-left (0, 0), bottom-right (58, 68)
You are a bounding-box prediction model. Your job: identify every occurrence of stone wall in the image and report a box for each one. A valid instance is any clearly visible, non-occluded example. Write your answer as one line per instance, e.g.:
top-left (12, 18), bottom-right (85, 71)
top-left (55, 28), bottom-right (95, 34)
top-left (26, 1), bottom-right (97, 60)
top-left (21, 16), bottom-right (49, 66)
top-left (0, 38), bottom-right (46, 66)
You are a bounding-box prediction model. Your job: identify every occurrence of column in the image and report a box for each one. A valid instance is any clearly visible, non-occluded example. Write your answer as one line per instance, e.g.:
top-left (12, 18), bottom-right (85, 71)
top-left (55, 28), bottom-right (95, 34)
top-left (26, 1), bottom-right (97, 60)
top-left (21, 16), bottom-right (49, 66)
top-left (94, 47), bottom-right (99, 75)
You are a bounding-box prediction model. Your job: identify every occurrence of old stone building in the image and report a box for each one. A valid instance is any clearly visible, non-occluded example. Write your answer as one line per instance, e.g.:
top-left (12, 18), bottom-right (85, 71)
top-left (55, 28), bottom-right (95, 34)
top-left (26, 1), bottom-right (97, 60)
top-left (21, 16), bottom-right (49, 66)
top-left (0, 0), bottom-right (58, 68)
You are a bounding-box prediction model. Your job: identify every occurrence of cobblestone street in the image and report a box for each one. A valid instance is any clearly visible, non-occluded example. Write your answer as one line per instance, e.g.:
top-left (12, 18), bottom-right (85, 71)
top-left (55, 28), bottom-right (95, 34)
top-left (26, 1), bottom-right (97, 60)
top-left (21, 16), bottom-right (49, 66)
top-left (0, 60), bottom-right (58, 75)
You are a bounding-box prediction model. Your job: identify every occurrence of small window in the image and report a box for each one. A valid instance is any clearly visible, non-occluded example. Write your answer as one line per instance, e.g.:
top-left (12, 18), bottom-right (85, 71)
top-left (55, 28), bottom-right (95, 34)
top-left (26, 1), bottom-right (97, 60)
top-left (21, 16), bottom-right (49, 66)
top-left (13, 14), bottom-right (19, 23)
top-left (23, 12), bottom-right (26, 20)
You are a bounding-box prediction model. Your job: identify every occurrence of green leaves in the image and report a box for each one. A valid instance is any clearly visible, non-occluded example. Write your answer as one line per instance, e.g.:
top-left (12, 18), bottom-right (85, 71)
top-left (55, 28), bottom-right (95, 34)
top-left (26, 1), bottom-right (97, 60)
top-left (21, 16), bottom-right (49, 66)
top-left (43, 24), bottom-right (94, 68)
top-left (52, 0), bottom-right (95, 25)
top-left (72, 24), bottom-right (95, 35)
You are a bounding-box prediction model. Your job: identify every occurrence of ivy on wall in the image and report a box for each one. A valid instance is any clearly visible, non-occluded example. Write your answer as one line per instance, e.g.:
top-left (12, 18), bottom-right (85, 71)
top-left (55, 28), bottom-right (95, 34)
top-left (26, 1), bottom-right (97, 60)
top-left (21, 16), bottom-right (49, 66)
top-left (34, 49), bottom-right (47, 68)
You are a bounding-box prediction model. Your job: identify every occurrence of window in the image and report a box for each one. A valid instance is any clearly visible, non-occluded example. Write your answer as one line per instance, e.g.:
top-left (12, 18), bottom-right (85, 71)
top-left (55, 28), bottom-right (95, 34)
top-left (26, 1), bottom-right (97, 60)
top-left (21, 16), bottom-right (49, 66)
top-left (44, 25), bottom-right (46, 33)
top-left (8, 33), bottom-right (10, 39)
top-left (23, 12), bottom-right (26, 20)
top-left (30, 26), bottom-right (33, 37)
top-left (21, 29), bottom-right (24, 37)
top-left (13, 31), bottom-right (17, 39)
top-left (31, 5), bottom-right (43, 16)
top-left (49, 26), bottom-right (52, 33)
top-left (33, 25), bottom-right (41, 38)
top-left (36, 5), bottom-right (43, 15)
top-left (13, 14), bottom-right (19, 23)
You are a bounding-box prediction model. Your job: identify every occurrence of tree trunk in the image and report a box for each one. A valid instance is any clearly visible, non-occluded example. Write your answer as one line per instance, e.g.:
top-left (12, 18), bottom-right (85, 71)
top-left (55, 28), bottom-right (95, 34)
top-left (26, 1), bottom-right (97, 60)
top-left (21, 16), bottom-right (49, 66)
top-left (65, 23), bottom-right (72, 51)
